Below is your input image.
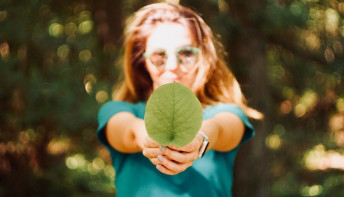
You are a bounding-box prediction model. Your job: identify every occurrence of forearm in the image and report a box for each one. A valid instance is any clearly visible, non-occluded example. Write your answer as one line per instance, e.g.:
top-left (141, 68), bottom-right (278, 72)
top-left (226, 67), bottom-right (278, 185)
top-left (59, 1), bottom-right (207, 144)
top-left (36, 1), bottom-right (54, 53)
top-left (200, 112), bottom-right (245, 152)
top-left (105, 112), bottom-right (146, 153)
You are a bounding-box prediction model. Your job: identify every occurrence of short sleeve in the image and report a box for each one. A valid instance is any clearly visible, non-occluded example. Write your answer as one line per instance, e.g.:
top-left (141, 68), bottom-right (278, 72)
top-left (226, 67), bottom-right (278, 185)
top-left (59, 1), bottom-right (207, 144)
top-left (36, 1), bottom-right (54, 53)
top-left (203, 104), bottom-right (255, 144)
top-left (97, 101), bottom-right (144, 148)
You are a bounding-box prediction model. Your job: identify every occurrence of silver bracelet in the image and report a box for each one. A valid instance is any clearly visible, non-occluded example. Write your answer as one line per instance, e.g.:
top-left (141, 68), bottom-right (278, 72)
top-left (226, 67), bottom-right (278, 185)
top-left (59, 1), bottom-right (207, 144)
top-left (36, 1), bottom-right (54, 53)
top-left (198, 131), bottom-right (209, 158)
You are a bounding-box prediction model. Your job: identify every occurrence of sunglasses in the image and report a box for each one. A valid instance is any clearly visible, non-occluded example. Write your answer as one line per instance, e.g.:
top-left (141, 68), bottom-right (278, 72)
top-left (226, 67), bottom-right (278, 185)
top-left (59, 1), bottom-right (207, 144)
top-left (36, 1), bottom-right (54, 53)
top-left (143, 46), bottom-right (199, 69)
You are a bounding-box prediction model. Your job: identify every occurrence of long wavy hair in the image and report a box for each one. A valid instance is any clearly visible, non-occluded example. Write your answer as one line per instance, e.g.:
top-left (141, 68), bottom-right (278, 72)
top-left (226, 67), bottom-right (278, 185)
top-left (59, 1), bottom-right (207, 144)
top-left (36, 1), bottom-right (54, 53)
top-left (114, 3), bottom-right (262, 119)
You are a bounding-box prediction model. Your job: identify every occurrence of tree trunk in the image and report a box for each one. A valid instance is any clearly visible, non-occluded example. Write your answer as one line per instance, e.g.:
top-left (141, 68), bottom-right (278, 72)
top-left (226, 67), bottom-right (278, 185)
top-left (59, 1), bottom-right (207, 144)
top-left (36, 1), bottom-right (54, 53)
top-left (92, 0), bottom-right (123, 46)
top-left (231, 35), bottom-right (271, 197)
top-left (226, 0), bottom-right (272, 196)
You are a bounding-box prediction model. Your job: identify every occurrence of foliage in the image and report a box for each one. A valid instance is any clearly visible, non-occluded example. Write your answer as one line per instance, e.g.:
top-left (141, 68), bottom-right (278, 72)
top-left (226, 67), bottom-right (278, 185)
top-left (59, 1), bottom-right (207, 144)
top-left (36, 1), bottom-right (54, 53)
top-left (0, 0), bottom-right (343, 196)
top-left (0, 0), bottom-right (116, 196)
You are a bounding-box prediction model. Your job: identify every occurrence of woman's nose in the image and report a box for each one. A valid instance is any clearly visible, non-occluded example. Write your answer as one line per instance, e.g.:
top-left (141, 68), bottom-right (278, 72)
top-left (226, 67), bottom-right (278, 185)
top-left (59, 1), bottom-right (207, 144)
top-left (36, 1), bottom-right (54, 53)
top-left (164, 54), bottom-right (178, 71)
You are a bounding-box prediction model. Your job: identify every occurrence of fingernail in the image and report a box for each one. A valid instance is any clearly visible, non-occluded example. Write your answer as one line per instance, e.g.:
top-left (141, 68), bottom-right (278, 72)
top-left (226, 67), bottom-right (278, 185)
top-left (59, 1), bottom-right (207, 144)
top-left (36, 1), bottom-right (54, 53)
top-left (158, 155), bottom-right (164, 162)
top-left (156, 165), bottom-right (162, 170)
top-left (159, 146), bottom-right (166, 152)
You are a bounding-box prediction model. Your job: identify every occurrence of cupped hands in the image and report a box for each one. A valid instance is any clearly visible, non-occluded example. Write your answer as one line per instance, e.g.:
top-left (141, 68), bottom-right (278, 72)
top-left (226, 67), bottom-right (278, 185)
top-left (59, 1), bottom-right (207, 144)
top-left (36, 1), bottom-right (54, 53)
top-left (142, 135), bottom-right (203, 175)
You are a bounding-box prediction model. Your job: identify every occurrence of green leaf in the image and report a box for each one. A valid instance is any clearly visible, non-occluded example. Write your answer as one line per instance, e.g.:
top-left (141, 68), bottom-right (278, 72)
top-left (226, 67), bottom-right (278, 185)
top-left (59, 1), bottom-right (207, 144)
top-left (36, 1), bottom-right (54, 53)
top-left (144, 82), bottom-right (203, 147)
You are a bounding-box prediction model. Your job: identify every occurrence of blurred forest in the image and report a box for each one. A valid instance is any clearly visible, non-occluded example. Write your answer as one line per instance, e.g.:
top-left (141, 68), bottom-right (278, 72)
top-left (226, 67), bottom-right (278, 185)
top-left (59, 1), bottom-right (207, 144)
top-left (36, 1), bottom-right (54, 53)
top-left (0, 0), bottom-right (343, 196)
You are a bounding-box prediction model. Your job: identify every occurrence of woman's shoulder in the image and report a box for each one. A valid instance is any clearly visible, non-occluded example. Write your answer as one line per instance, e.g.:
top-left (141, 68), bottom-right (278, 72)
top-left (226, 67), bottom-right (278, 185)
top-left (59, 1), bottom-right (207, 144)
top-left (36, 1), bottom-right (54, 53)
top-left (100, 100), bottom-right (144, 108)
top-left (99, 100), bottom-right (145, 113)
top-left (203, 103), bottom-right (246, 119)
top-left (97, 100), bottom-right (146, 128)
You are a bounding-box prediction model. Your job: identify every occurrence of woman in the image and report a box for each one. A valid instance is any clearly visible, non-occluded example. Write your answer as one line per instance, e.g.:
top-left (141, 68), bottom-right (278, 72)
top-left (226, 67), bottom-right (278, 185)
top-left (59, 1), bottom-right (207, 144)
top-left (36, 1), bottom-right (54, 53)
top-left (97, 2), bottom-right (261, 197)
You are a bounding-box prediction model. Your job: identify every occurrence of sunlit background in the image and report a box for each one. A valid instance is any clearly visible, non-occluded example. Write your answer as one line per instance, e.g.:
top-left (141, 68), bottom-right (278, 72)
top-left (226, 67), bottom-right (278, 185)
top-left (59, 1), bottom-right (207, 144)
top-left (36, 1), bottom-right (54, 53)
top-left (0, 0), bottom-right (343, 196)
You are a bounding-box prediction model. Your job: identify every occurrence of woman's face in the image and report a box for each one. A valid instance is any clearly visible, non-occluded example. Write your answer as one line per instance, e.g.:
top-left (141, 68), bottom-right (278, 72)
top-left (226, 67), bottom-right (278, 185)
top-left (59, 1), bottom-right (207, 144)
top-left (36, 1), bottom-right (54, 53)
top-left (144, 22), bottom-right (198, 90)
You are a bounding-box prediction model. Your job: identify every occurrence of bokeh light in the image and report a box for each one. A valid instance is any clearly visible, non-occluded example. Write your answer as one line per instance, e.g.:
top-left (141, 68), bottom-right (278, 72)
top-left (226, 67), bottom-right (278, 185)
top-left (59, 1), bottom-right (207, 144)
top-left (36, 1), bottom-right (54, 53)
top-left (266, 134), bottom-right (282, 150)
top-left (280, 100), bottom-right (293, 114)
top-left (47, 137), bottom-right (70, 155)
top-left (218, 0), bottom-right (229, 12)
top-left (336, 98), bottom-right (344, 112)
top-left (303, 144), bottom-right (344, 171)
top-left (300, 185), bottom-right (323, 196)
top-left (96, 90), bottom-right (109, 103)
top-left (324, 48), bottom-right (335, 63)
top-left (294, 90), bottom-right (319, 117)
top-left (65, 153), bottom-right (114, 183)
top-left (65, 22), bottom-right (77, 35)
top-left (79, 49), bottom-right (92, 63)
top-left (49, 22), bottom-right (64, 37)
top-left (78, 20), bottom-right (93, 34)
top-left (66, 153), bottom-right (87, 170)
top-left (325, 8), bottom-right (339, 34)
top-left (329, 114), bottom-right (344, 131)
top-left (57, 44), bottom-right (70, 60)
top-left (0, 42), bottom-right (10, 59)
top-left (84, 74), bottom-right (97, 94)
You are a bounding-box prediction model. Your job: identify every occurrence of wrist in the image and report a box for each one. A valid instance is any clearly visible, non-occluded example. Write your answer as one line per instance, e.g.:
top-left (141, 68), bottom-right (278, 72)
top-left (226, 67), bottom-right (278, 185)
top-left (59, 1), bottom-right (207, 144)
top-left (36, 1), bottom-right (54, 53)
top-left (133, 119), bottom-right (147, 150)
top-left (198, 131), bottom-right (209, 158)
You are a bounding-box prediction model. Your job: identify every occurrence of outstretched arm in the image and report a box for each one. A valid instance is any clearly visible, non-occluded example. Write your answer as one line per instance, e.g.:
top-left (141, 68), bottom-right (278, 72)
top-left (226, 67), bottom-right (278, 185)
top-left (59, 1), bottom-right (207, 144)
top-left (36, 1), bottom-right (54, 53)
top-left (105, 112), bottom-right (148, 153)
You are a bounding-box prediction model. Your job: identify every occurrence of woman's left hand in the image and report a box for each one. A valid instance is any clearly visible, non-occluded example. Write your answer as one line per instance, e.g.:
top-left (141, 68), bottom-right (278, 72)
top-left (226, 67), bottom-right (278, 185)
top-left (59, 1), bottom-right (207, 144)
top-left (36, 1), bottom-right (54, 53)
top-left (142, 134), bottom-right (203, 175)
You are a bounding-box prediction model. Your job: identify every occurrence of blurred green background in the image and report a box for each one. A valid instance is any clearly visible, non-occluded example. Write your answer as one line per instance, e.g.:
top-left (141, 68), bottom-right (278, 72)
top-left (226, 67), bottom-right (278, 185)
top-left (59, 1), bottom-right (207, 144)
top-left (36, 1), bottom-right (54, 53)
top-left (0, 0), bottom-right (343, 196)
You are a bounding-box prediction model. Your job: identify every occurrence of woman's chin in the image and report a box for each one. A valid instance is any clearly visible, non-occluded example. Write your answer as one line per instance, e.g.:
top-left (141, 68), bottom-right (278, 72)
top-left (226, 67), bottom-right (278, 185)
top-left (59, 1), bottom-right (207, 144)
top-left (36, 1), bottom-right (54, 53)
top-left (154, 80), bottom-right (187, 89)
top-left (163, 79), bottom-right (180, 84)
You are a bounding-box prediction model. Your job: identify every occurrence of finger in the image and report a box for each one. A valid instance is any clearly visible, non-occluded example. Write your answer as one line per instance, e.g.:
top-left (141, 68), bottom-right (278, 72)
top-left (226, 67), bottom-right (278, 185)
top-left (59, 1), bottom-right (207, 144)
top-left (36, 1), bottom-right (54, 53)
top-left (142, 147), bottom-right (162, 158)
top-left (148, 155), bottom-right (170, 166)
top-left (156, 165), bottom-right (177, 175)
top-left (157, 158), bottom-right (193, 175)
top-left (149, 157), bottom-right (161, 166)
top-left (168, 144), bottom-right (194, 152)
top-left (168, 137), bottom-right (202, 153)
top-left (163, 147), bottom-right (198, 163)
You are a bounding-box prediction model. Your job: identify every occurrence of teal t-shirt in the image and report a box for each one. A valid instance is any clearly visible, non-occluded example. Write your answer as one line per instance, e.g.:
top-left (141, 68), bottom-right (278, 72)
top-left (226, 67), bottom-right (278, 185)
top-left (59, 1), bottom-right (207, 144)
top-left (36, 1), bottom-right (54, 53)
top-left (97, 101), bottom-right (255, 197)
